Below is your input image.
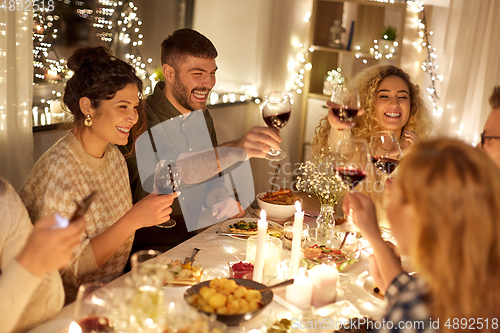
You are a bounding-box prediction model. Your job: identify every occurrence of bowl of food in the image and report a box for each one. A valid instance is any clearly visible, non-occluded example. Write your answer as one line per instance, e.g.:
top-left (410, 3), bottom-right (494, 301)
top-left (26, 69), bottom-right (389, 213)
top-left (301, 228), bottom-right (362, 271)
top-left (228, 261), bottom-right (254, 279)
top-left (184, 278), bottom-right (273, 326)
top-left (256, 188), bottom-right (303, 220)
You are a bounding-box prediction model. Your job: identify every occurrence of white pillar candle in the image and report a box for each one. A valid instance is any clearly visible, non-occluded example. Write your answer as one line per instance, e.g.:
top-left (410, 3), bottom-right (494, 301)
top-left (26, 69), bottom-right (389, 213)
top-left (252, 210), bottom-right (267, 283)
top-left (290, 201), bottom-right (304, 276)
top-left (308, 264), bottom-right (338, 308)
top-left (285, 272), bottom-right (313, 309)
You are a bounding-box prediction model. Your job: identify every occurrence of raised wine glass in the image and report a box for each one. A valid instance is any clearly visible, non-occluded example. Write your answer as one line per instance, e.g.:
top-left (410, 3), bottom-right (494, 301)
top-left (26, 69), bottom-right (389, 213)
top-left (330, 84), bottom-right (361, 140)
top-left (335, 139), bottom-right (370, 226)
top-left (369, 131), bottom-right (402, 177)
top-left (261, 91), bottom-right (292, 161)
top-left (153, 160), bottom-right (181, 228)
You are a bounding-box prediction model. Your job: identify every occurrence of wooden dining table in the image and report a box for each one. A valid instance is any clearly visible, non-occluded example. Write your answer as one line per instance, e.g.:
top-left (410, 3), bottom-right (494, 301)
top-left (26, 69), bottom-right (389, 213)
top-left (28, 198), bottom-right (388, 333)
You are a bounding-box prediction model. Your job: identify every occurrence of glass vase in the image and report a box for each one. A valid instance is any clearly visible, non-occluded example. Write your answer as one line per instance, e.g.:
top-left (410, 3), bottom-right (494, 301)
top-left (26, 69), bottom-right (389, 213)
top-left (316, 204), bottom-right (336, 229)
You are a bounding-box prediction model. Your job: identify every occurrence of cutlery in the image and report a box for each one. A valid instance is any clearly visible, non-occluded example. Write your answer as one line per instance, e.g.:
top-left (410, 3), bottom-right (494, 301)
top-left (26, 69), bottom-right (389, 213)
top-left (216, 231), bottom-right (252, 238)
top-left (304, 212), bottom-right (318, 219)
top-left (247, 205), bottom-right (259, 218)
top-left (184, 248), bottom-right (200, 265)
top-left (256, 279), bottom-right (294, 292)
top-left (339, 231), bottom-right (349, 250)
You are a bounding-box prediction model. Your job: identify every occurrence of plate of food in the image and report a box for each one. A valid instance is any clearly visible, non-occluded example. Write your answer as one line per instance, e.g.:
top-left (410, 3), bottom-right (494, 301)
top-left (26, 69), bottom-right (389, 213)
top-left (220, 218), bottom-right (284, 240)
top-left (363, 276), bottom-right (385, 300)
top-left (163, 259), bottom-right (204, 287)
top-left (184, 277), bottom-right (273, 326)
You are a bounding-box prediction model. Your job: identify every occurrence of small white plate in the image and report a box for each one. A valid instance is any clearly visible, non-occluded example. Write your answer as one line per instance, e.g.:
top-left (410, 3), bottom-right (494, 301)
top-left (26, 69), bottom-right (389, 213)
top-left (363, 276), bottom-right (385, 300)
top-left (220, 218), bottom-right (283, 240)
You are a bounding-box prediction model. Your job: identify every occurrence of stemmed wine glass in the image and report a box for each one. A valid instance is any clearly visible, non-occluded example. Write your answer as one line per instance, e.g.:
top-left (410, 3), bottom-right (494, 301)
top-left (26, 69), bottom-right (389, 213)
top-left (335, 139), bottom-right (370, 226)
top-left (72, 282), bottom-right (114, 333)
top-left (261, 91), bottom-right (292, 161)
top-left (369, 131), bottom-right (402, 177)
top-left (153, 160), bottom-right (181, 228)
top-left (330, 84), bottom-right (361, 140)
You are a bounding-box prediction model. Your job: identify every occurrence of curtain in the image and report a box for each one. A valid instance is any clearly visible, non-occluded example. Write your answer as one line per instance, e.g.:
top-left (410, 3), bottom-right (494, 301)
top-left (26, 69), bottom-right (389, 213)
top-left (436, 0), bottom-right (500, 144)
top-left (0, 10), bottom-right (34, 190)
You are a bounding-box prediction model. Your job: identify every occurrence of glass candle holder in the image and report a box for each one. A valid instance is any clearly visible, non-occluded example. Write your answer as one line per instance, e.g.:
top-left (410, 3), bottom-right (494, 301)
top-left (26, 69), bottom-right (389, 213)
top-left (283, 222), bottom-right (310, 250)
top-left (246, 235), bottom-right (282, 279)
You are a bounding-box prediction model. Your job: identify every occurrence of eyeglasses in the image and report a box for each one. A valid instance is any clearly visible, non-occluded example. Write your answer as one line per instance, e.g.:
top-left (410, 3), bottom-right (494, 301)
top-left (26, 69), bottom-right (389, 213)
top-left (481, 131), bottom-right (500, 147)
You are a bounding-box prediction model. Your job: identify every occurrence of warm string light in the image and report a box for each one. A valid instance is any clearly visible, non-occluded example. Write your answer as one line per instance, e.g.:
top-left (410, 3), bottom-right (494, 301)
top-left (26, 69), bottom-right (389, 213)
top-left (408, 1), bottom-right (442, 116)
top-left (32, 0), bottom-right (151, 125)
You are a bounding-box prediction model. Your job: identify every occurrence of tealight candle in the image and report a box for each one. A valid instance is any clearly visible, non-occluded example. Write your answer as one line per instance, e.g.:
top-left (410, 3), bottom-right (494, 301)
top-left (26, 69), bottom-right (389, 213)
top-left (252, 210), bottom-right (267, 283)
top-left (290, 201), bottom-right (304, 276)
top-left (285, 271), bottom-right (313, 309)
top-left (308, 264), bottom-right (338, 307)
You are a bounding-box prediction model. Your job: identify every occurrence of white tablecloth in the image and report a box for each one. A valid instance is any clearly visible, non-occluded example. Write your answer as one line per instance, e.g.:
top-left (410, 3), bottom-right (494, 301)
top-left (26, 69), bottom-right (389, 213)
top-left (28, 214), bottom-right (387, 333)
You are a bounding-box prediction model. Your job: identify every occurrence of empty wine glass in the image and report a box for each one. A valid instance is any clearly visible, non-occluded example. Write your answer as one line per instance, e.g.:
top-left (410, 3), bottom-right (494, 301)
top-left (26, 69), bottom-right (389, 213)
top-left (261, 91), bottom-right (292, 161)
top-left (130, 249), bottom-right (170, 288)
top-left (369, 131), bottom-right (402, 177)
top-left (335, 139), bottom-right (370, 227)
top-left (330, 85), bottom-right (361, 139)
top-left (72, 282), bottom-right (114, 333)
top-left (153, 160), bottom-right (181, 228)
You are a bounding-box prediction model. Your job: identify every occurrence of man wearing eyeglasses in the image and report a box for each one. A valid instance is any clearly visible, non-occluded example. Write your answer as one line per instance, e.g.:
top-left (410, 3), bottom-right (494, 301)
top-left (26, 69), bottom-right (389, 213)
top-left (478, 86), bottom-right (500, 168)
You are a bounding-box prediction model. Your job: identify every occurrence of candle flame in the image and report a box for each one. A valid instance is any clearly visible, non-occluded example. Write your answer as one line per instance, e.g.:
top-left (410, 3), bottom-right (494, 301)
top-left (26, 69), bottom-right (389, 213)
top-left (295, 200), bottom-right (302, 213)
top-left (68, 321), bottom-right (82, 333)
top-left (260, 209), bottom-right (266, 221)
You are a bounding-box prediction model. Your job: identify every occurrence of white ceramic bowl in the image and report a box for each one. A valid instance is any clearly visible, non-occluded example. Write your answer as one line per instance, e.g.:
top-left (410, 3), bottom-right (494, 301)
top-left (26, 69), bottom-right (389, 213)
top-left (256, 191), bottom-right (303, 220)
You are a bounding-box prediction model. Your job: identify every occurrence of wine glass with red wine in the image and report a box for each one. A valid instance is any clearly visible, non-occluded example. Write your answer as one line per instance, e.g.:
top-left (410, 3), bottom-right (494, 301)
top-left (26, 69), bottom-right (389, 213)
top-left (335, 139), bottom-right (369, 226)
top-left (261, 91), bottom-right (291, 161)
top-left (335, 139), bottom-right (369, 192)
top-left (153, 160), bottom-right (181, 228)
top-left (73, 282), bottom-right (114, 333)
top-left (330, 85), bottom-right (361, 139)
top-left (369, 131), bottom-right (402, 176)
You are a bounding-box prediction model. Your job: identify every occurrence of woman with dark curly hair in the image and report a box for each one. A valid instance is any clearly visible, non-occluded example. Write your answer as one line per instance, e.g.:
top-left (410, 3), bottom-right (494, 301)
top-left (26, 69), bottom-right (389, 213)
top-left (19, 47), bottom-right (178, 304)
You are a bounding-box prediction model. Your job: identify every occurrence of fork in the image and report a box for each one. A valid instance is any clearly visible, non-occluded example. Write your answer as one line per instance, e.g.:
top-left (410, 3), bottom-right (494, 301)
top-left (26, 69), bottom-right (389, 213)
top-left (183, 248), bottom-right (200, 265)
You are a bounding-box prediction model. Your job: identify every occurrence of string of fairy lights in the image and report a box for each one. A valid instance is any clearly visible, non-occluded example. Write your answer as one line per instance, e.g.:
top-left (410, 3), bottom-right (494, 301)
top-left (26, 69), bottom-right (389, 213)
top-left (32, 0), bottom-right (150, 125)
top-left (32, 0), bottom-right (442, 126)
top-left (288, 0), bottom-right (442, 116)
top-left (411, 1), bottom-right (443, 116)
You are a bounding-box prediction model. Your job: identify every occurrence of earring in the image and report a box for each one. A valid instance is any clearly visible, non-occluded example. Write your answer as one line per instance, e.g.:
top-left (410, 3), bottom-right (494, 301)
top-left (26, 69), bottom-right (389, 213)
top-left (84, 114), bottom-right (92, 127)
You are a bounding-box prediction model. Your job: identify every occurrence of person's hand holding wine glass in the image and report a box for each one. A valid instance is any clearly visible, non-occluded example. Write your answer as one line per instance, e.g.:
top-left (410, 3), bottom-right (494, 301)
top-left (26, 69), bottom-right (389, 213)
top-left (153, 160), bottom-right (181, 228)
top-left (369, 131), bottom-right (402, 177)
top-left (328, 84), bottom-right (363, 139)
top-left (261, 91), bottom-right (292, 161)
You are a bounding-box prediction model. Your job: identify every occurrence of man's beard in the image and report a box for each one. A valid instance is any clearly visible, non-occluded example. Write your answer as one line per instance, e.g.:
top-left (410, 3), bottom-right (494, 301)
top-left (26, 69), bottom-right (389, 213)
top-left (172, 77), bottom-right (209, 111)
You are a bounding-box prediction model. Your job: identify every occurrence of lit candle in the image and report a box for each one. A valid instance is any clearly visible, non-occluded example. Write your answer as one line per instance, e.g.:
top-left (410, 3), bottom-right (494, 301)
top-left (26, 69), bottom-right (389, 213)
top-left (290, 201), bottom-right (304, 276)
top-left (252, 209), bottom-right (267, 283)
top-left (285, 270), bottom-right (313, 309)
top-left (308, 264), bottom-right (338, 307)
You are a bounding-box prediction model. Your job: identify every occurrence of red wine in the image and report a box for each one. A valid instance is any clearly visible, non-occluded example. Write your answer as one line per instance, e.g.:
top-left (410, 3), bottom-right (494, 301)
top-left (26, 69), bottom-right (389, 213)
top-left (335, 167), bottom-right (366, 189)
top-left (372, 156), bottom-right (399, 174)
top-left (332, 107), bottom-right (358, 122)
top-left (263, 111), bottom-right (291, 129)
top-left (77, 316), bottom-right (114, 333)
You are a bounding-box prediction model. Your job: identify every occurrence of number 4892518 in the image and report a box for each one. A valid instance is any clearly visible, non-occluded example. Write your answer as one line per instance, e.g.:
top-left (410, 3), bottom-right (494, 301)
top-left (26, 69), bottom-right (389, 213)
top-left (0, 0), bottom-right (55, 11)
top-left (444, 318), bottom-right (498, 330)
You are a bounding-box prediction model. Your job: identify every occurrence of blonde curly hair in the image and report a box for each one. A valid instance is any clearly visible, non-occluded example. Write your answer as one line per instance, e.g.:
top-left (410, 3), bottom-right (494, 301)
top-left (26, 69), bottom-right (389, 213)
top-left (311, 65), bottom-right (434, 157)
top-left (398, 139), bottom-right (500, 328)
